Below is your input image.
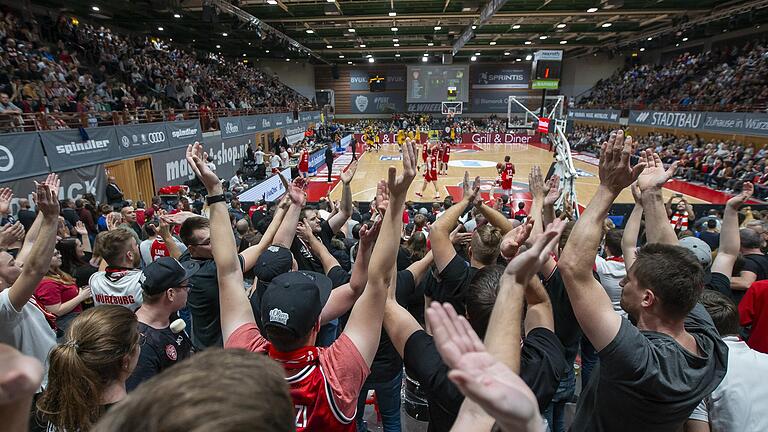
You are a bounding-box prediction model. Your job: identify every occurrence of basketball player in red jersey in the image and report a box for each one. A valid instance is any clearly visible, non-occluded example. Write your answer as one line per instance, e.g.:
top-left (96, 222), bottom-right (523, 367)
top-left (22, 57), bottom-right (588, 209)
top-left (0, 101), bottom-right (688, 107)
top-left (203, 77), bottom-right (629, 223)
top-left (416, 143), bottom-right (440, 199)
top-left (440, 141), bottom-right (451, 175)
top-left (187, 141), bottom-right (417, 432)
top-left (500, 155), bottom-right (516, 197)
top-left (298, 145), bottom-right (309, 179)
top-left (420, 140), bottom-right (429, 172)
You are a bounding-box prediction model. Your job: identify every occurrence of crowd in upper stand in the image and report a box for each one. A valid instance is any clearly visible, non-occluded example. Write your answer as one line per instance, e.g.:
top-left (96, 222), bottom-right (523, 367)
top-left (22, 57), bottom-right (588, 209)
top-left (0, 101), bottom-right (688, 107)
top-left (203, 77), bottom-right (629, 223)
top-left (0, 8), bottom-right (313, 131)
top-left (578, 38), bottom-right (768, 112)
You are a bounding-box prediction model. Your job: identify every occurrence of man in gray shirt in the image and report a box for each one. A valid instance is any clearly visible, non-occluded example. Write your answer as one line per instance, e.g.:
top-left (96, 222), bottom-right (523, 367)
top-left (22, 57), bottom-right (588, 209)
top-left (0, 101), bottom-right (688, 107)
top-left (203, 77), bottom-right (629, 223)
top-left (558, 132), bottom-right (727, 432)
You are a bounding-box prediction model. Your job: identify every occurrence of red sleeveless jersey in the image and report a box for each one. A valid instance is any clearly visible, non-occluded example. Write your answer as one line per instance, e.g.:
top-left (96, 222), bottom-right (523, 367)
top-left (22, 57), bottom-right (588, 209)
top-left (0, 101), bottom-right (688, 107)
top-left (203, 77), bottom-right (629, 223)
top-left (299, 151), bottom-right (309, 172)
top-left (442, 145), bottom-right (451, 162)
top-left (421, 145), bottom-right (429, 161)
top-left (501, 162), bottom-right (515, 180)
top-left (271, 346), bottom-right (355, 432)
top-left (149, 237), bottom-right (170, 262)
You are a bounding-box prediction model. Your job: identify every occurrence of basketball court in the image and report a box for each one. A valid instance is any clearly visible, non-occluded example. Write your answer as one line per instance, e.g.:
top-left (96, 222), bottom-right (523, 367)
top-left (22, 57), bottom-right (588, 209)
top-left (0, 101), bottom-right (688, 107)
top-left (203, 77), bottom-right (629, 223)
top-left (324, 139), bottom-right (735, 209)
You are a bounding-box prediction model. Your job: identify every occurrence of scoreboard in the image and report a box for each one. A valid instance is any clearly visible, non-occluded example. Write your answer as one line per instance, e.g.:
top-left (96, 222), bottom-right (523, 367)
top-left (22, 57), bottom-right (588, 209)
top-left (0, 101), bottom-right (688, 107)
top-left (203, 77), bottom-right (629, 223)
top-left (531, 50), bottom-right (563, 90)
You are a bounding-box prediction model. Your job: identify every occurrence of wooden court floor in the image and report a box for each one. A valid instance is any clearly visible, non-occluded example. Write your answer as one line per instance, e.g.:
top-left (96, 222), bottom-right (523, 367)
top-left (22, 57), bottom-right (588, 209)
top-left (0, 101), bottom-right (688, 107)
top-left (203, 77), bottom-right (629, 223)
top-left (328, 142), bottom-right (711, 207)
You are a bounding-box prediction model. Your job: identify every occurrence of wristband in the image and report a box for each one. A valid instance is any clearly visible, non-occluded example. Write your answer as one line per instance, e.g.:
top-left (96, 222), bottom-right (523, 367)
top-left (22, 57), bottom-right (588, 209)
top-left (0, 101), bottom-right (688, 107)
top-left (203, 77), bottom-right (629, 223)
top-left (205, 194), bottom-right (226, 206)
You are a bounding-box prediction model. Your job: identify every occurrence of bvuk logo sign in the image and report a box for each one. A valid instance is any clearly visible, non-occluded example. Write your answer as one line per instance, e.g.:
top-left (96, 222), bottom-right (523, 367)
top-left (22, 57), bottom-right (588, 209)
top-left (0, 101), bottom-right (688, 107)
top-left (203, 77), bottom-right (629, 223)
top-left (355, 95), bottom-right (369, 112)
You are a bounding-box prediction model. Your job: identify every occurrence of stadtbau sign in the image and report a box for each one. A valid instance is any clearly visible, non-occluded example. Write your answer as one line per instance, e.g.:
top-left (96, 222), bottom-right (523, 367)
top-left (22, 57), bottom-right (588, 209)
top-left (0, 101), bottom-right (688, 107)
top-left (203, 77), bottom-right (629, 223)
top-left (629, 110), bottom-right (703, 129)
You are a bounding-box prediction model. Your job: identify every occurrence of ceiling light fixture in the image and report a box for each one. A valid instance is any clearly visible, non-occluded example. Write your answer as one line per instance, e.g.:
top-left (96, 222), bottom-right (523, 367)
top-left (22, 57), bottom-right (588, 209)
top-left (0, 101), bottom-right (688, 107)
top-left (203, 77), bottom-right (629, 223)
top-left (368, 57), bottom-right (374, 63)
top-left (557, 23), bottom-right (566, 29)
top-left (347, 61), bottom-right (352, 64)
top-left (434, 26), bottom-right (442, 30)
top-left (394, 43), bottom-right (400, 46)
top-left (682, 37), bottom-right (689, 41)
top-left (395, 53), bottom-right (400, 57)
top-left (471, 25), bottom-right (477, 30)
top-left (393, 38), bottom-right (399, 42)
top-left (601, 22), bottom-right (612, 28)
top-left (428, 42), bottom-right (434, 46)
top-left (539, 35), bottom-right (548, 39)
top-left (305, 29), bottom-right (314, 34)
top-left (91, 5), bottom-right (100, 11)
top-left (326, 45), bottom-right (333, 48)
top-left (421, 56), bottom-right (428, 62)
top-left (173, 13), bottom-right (181, 18)
top-left (525, 54), bottom-right (532, 60)
top-left (524, 41), bottom-right (532, 45)
top-left (640, 47), bottom-right (646, 52)
top-left (158, 26), bottom-right (164, 31)
top-left (470, 55), bottom-right (477, 61)
top-left (267, 0), bottom-right (277, 4)
top-left (504, 51), bottom-right (510, 55)
top-left (348, 28), bottom-right (355, 32)
top-left (512, 24), bottom-right (521, 30)
top-left (216, 44), bottom-right (221, 48)
top-left (222, 32), bottom-right (228, 36)
top-left (391, 27), bottom-right (398, 32)
top-left (587, 7), bottom-right (598, 13)
top-left (560, 40), bottom-right (567, 44)
top-left (647, 37), bottom-right (653, 41)
top-left (266, 50), bottom-right (270, 53)
top-left (489, 41), bottom-right (496, 45)
top-left (359, 44), bottom-right (366, 47)
top-left (339, 54), bottom-right (344, 58)
top-left (389, 11), bottom-right (396, 17)
top-left (475, 52), bottom-right (481, 56)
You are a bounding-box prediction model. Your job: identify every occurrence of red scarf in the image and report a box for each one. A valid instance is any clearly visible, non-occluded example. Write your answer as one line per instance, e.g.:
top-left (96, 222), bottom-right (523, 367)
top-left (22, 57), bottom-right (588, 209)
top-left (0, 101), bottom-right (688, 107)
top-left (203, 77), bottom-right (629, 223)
top-left (267, 344), bottom-right (320, 369)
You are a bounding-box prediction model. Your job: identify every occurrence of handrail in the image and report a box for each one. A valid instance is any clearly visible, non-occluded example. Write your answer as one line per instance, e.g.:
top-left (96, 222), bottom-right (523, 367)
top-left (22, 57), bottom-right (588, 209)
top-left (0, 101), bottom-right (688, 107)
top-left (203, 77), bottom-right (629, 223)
top-left (0, 106), bottom-right (318, 134)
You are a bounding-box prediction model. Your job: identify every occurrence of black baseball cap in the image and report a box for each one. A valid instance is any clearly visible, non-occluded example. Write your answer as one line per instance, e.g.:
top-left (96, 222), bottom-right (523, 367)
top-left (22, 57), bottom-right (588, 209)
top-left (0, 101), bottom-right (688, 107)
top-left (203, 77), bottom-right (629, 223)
top-left (140, 257), bottom-right (200, 296)
top-left (259, 271), bottom-right (333, 339)
top-left (253, 245), bottom-right (294, 284)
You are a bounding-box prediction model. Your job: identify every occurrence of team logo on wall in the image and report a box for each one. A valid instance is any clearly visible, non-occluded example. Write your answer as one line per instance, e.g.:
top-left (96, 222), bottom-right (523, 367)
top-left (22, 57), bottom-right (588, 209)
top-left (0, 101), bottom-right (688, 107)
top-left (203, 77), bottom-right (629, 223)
top-left (0, 145), bottom-right (14, 172)
top-left (355, 95), bottom-right (369, 112)
top-left (120, 136), bottom-right (130, 148)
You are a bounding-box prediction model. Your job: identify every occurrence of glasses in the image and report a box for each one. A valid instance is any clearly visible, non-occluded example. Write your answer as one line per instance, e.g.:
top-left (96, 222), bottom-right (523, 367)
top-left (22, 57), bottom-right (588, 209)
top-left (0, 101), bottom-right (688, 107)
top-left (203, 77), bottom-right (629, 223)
top-left (190, 238), bottom-right (211, 247)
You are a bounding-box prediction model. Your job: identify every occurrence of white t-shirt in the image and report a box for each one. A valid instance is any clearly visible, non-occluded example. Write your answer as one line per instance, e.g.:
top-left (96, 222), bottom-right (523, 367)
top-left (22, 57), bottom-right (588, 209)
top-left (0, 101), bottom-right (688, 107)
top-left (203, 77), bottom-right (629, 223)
top-left (89, 269), bottom-right (144, 311)
top-left (230, 175), bottom-right (243, 189)
top-left (139, 237), bottom-right (188, 267)
top-left (689, 337), bottom-right (768, 432)
top-left (270, 154), bottom-right (282, 169)
top-left (254, 150), bottom-right (265, 164)
top-left (0, 290), bottom-right (57, 389)
top-left (594, 255), bottom-right (628, 317)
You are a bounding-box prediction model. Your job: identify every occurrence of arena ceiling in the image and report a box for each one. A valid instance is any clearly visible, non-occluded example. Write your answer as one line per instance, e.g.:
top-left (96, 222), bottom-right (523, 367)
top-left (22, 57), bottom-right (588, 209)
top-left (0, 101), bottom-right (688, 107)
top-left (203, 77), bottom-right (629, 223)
top-left (32, 0), bottom-right (768, 63)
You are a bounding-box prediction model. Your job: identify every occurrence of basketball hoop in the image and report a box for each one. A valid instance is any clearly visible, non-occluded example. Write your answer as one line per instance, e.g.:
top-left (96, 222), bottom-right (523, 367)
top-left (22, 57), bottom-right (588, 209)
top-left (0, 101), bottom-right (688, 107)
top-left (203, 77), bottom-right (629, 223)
top-left (441, 101), bottom-right (463, 116)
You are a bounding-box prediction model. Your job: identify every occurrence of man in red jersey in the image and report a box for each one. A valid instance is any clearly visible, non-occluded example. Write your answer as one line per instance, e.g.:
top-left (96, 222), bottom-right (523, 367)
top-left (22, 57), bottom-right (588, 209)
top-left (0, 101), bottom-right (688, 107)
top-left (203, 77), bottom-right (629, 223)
top-left (298, 145), bottom-right (310, 179)
top-left (416, 142), bottom-right (440, 200)
top-left (500, 155), bottom-right (516, 197)
top-left (440, 141), bottom-right (451, 176)
top-left (185, 139), bottom-right (417, 431)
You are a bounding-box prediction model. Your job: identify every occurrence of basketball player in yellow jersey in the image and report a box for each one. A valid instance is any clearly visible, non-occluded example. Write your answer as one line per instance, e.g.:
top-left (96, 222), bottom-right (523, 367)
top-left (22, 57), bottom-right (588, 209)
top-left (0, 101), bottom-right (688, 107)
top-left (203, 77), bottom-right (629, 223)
top-left (373, 130), bottom-right (381, 152)
top-left (396, 129), bottom-right (405, 152)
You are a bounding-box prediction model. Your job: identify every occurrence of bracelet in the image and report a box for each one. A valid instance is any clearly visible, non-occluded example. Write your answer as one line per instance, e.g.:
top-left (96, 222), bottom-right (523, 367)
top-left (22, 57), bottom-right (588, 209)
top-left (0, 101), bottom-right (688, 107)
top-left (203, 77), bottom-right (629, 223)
top-left (206, 194), bottom-right (226, 206)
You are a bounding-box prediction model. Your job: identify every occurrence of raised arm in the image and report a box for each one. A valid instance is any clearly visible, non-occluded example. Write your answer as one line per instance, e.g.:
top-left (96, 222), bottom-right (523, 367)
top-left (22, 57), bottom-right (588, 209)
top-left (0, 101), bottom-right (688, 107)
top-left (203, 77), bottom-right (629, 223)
top-left (8, 181), bottom-right (61, 311)
top-left (559, 130), bottom-right (645, 351)
top-left (621, 183), bottom-right (643, 270)
top-left (712, 182), bottom-right (752, 277)
top-left (474, 200), bottom-right (514, 234)
top-left (327, 160), bottom-right (357, 233)
top-left (297, 220), bottom-right (340, 274)
top-left (343, 142), bottom-right (416, 366)
top-left (156, 218), bottom-right (180, 260)
top-left (384, 251), bottom-right (434, 357)
top-left (638, 150), bottom-right (679, 246)
top-left (431, 171), bottom-right (478, 272)
top-left (186, 143), bottom-right (254, 342)
top-left (240, 183), bottom-right (295, 270)
top-left (524, 276), bottom-right (555, 335)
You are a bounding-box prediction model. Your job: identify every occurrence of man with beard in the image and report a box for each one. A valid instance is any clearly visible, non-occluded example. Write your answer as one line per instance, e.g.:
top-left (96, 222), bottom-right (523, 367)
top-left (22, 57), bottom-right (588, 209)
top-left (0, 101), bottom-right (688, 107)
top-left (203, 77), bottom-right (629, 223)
top-left (89, 228), bottom-right (145, 311)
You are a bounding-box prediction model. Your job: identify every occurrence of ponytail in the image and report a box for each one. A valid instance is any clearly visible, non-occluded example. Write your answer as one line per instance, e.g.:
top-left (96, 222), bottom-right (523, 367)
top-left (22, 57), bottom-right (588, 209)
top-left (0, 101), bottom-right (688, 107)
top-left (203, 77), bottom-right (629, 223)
top-left (37, 306), bottom-right (138, 431)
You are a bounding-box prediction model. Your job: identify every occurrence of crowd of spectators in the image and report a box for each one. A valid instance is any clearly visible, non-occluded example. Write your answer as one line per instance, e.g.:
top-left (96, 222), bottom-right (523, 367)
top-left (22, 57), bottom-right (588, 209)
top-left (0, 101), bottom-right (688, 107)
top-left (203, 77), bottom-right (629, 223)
top-left (4, 135), bottom-right (768, 432)
top-left (578, 38), bottom-right (768, 112)
top-left (0, 9), bottom-right (313, 132)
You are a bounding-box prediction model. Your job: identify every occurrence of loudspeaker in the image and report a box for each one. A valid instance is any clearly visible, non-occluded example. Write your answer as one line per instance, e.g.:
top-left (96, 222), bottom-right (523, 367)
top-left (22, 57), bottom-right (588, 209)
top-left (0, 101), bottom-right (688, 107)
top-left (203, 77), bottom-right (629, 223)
top-left (442, 54), bottom-right (453, 65)
top-left (331, 64), bottom-right (340, 79)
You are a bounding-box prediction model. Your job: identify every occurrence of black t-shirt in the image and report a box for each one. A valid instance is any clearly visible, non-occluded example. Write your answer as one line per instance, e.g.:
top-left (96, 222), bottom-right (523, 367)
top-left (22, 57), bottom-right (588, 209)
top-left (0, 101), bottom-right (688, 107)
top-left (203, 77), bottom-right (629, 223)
top-left (404, 327), bottom-right (566, 432)
top-left (73, 258), bottom-right (98, 289)
top-left (126, 321), bottom-right (194, 391)
top-left (705, 271), bottom-right (733, 300)
top-left (698, 231), bottom-right (720, 251)
top-left (543, 266), bottom-right (582, 363)
top-left (571, 304), bottom-right (728, 432)
top-left (367, 270), bottom-right (415, 383)
top-left (397, 247), bottom-right (414, 271)
top-left (181, 250), bottom-right (245, 348)
top-left (425, 254), bottom-right (478, 316)
top-left (743, 253), bottom-right (768, 281)
top-left (291, 219), bottom-right (335, 273)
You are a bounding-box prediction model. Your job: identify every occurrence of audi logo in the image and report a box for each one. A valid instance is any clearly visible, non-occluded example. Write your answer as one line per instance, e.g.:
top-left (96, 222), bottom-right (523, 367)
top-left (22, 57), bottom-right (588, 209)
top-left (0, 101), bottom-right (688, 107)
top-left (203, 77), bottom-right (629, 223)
top-left (148, 132), bottom-right (166, 143)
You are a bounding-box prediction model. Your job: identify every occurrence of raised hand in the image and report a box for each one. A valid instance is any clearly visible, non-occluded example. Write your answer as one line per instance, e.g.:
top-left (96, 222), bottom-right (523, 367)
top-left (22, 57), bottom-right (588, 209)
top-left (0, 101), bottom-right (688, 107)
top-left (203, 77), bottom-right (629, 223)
top-left (449, 224), bottom-right (473, 246)
top-left (358, 219), bottom-right (382, 250)
top-left (296, 218), bottom-right (314, 244)
top-left (185, 142), bottom-right (221, 194)
top-left (543, 174), bottom-right (561, 207)
top-left (388, 138), bottom-right (417, 199)
top-left (636, 149), bottom-right (678, 192)
top-left (34, 182), bottom-right (59, 219)
top-left (0, 188), bottom-right (12, 215)
top-left (598, 130), bottom-right (646, 194)
top-left (0, 222), bottom-right (24, 248)
top-left (727, 182), bottom-right (754, 210)
top-left (160, 211), bottom-right (195, 226)
top-left (41, 173), bottom-right (61, 197)
top-left (500, 218), bottom-right (535, 259)
top-left (106, 212), bottom-right (122, 231)
top-left (375, 180), bottom-right (390, 216)
top-left (461, 171), bottom-right (481, 202)
top-left (426, 302), bottom-right (541, 432)
top-left (340, 160), bottom-right (358, 184)
top-left (74, 221), bottom-right (88, 237)
top-left (630, 182), bottom-right (642, 204)
top-left (528, 165), bottom-right (546, 199)
top-left (504, 219), bottom-right (565, 284)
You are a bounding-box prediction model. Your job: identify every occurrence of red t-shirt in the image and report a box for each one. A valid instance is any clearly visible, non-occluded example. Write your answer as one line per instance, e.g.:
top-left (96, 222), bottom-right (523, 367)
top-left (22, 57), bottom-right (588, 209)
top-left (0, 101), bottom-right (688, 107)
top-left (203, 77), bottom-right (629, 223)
top-left (299, 151), bottom-right (309, 172)
top-left (740, 280), bottom-right (768, 354)
top-left (225, 323), bottom-right (369, 428)
top-left (35, 278), bottom-right (82, 313)
top-left (501, 162), bottom-right (516, 180)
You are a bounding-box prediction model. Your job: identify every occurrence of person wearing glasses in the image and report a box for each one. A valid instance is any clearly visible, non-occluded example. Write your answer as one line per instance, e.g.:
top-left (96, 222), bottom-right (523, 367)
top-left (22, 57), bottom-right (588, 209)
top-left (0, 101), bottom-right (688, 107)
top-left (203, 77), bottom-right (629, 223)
top-left (33, 305), bottom-right (141, 432)
top-left (126, 257), bottom-right (199, 391)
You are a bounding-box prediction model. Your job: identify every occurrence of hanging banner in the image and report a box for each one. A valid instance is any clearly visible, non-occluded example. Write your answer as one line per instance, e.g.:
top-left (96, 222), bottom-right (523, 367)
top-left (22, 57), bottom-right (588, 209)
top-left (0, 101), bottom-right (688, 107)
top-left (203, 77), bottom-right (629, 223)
top-left (349, 69), bottom-right (407, 91)
top-left (470, 65), bottom-right (529, 89)
top-left (1, 163), bottom-right (107, 214)
top-left (219, 117), bottom-right (244, 139)
top-left (40, 127), bottom-right (120, 171)
top-left (567, 109), bottom-right (621, 123)
top-left (0, 132), bottom-right (49, 182)
top-left (351, 92), bottom-right (407, 114)
top-left (165, 119), bottom-right (203, 148)
top-left (115, 122), bottom-right (171, 157)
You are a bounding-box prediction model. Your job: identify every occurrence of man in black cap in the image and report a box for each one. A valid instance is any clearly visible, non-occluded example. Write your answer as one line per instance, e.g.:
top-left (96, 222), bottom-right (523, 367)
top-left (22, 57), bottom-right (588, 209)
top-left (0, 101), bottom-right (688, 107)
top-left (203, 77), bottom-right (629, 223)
top-left (126, 257), bottom-right (200, 391)
top-left (185, 138), bottom-right (417, 430)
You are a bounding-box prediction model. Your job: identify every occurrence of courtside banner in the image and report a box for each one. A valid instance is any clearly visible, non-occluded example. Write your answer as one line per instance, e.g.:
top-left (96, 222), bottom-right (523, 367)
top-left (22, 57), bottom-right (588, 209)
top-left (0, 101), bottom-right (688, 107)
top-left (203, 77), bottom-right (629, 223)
top-left (238, 167), bottom-right (293, 202)
top-left (115, 122), bottom-right (172, 157)
top-left (0, 132), bottom-right (49, 182)
top-left (462, 133), bottom-right (540, 145)
top-left (165, 119), bottom-right (203, 148)
top-left (567, 109), bottom-right (621, 123)
top-left (40, 126), bottom-right (120, 171)
top-left (629, 110), bottom-right (768, 136)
